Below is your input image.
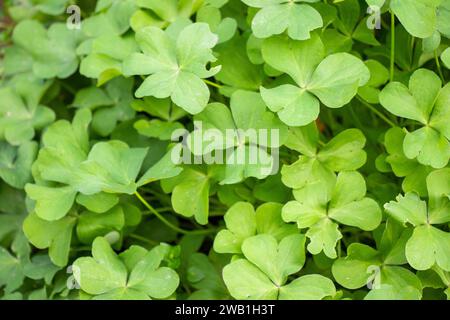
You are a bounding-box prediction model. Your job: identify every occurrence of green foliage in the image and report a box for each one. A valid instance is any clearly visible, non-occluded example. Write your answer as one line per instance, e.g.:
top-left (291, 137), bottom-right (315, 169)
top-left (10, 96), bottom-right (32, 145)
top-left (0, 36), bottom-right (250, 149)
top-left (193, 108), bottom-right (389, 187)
top-left (0, 0), bottom-right (449, 301)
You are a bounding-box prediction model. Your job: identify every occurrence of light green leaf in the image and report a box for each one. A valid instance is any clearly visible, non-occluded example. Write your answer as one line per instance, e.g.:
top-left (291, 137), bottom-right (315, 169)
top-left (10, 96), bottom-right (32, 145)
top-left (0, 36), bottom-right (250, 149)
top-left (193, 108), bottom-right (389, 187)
top-left (23, 213), bottom-right (76, 267)
top-left (222, 259), bottom-right (278, 299)
top-left (123, 23), bottom-right (220, 114)
top-left (244, 1), bottom-right (323, 40)
top-left (278, 274), bottom-right (336, 300)
top-left (406, 225), bottom-right (450, 271)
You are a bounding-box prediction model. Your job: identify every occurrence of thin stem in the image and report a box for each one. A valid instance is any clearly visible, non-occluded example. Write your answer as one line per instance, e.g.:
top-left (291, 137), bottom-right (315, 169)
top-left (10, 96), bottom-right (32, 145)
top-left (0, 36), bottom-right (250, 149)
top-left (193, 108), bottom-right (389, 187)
top-left (204, 79), bottom-right (222, 89)
top-left (337, 240), bottom-right (342, 258)
top-left (435, 51), bottom-right (445, 82)
top-left (390, 11), bottom-right (395, 81)
top-left (71, 246), bottom-right (92, 252)
top-left (134, 191), bottom-right (216, 236)
top-left (128, 233), bottom-right (159, 246)
top-left (357, 96), bottom-right (397, 128)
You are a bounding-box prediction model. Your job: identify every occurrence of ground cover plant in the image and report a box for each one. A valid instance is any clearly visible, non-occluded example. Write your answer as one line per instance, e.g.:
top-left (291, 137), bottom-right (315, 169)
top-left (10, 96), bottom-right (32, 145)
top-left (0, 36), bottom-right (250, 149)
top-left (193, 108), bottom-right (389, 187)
top-left (0, 0), bottom-right (449, 300)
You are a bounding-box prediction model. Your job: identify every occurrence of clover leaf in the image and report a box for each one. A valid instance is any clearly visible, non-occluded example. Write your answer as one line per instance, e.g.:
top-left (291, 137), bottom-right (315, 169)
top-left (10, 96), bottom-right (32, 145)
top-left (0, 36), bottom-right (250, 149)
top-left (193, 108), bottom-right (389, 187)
top-left (76, 206), bottom-right (126, 245)
top-left (332, 219), bottom-right (422, 299)
top-left (0, 247), bottom-right (26, 294)
top-left (11, 20), bottom-right (81, 79)
top-left (281, 123), bottom-right (367, 189)
top-left (3, 0), bottom-right (450, 302)
top-left (132, 97), bottom-right (186, 141)
top-left (223, 234), bottom-right (336, 299)
top-left (79, 35), bottom-right (138, 85)
top-left (26, 108), bottom-right (151, 220)
top-left (197, 4), bottom-right (237, 44)
top-left (131, 0), bottom-right (203, 30)
top-left (131, 96), bottom-right (187, 122)
top-left (261, 34), bottom-right (370, 126)
top-left (380, 69), bottom-right (450, 168)
top-left (0, 141), bottom-right (37, 189)
top-left (383, 127), bottom-right (433, 196)
top-left (242, 0), bottom-right (323, 40)
top-left (82, 0), bottom-right (136, 38)
top-left (358, 60), bottom-right (389, 104)
top-left (333, 0), bottom-right (380, 47)
top-left (384, 169), bottom-right (450, 271)
top-left (161, 167), bottom-right (212, 225)
top-left (73, 237), bottom-right (179, 300)
top-left (78, 1), bottom-right (138, 84)
top-left (0, 76), bottom-right (54, 145)
top-left (7, 0), bottom-right (71, 17)
top-left (283, 171), bottom-right (382, 258)
top-left (25, 109), bottom-right (92, 221)
top-left (73, 77), bottom-right (136, 136)
top-left (23, 212), bottom-right (77, 267)
top-left (187, 253), bottom-right (229, 299)
top-left (390, 0), bottom-right (440, 39)
top-left (75, 141), bottom-right (148, 195)
top-left (213, 201), bottom-right (297, 254)
top-left (123, 22), bottom-right (221, 114)
top-left (213, 35), bottom-right (265, 93)
top-left (187, 90), bottom-right (288, 184)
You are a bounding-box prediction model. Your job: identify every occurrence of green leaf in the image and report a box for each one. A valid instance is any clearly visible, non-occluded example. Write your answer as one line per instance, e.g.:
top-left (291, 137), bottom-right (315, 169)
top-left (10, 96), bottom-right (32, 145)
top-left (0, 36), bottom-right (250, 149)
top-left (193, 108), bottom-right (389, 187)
top-left (23, 254), bottom-right (60, 285)
top-left (73, 78), bottom-right (136, 137)
top-left (222, 259), bottom-right (278, 299)
top-left (243, 0), bottom-right (323, 40)
top-left (281, 128), bottom-right (366, 189)
top-left (380, 69), bottom-right (450, 168)
top-left (332, 243), bottom-right (381, 289)
top-left (384, 193), bottom-right (428, 227)
top-left (0, 78), bottom-right (54, 146)
top-left (384, 127), bottom-right (432, 196)
top-left (187, 253), bottom-right (228, 299)
top-left (75, 141), bottom-right (148, 195)
top-left (76, 206), bottom-right (125, 244)
top-left (12, 20), bottom-right (81, 78)
top-left (214, 202), bottom-right (297, 254)
top-left (283, 172), bottom-right (381, 258)
top-left (0, 141), bottom-right (37, 189)
top-left (123, 23), bottom-right (220, 114)
top-left (23, 213), bottom-right (76, 267)
top-left (242, 234), bottom-right (306, 286)
top-left (26, 185), bottom-right (77, 221)
top-left (74, 237), bottom-right (179, 299)
top-left (261, 35), bottom-right (369, 126)
top-left (390, 0), bottom-right (438, 38)
top-left (406, 225), bottom-right (450, 271)
top-left (213, 35), bottom-right (264, 91)
top-left (278, 274), bottom-right (336, 300)
top-left (76, 193), bottom-right (119, 213)
top-left (441, 47), bottom-right (450, 69)
top-left (0, 248), bottom-right (24, 294)
top-left (222, 233), bottom-right (335, 300)
top-left (186, 90), bottom-right (288, 184)
top-left (169, 168), bottom-right (211, 225)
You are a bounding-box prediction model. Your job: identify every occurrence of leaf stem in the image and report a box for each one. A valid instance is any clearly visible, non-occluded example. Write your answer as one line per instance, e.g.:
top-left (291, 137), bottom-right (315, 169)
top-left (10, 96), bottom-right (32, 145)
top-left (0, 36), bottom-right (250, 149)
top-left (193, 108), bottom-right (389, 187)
top-left (70, 246), bottom-right (92, 252)
top-left (435, 51), bottom-right (445, 82)
top-left (204, 79), bottom-right (222, 89)
top-left (356, 96), bottom-right (397, 128)
top-left (390, 11), bottom-right (395, 81)
top-left (128, 233), bottom-right (159, 246)
top-left (134, 191), bottom-right (216, 236)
